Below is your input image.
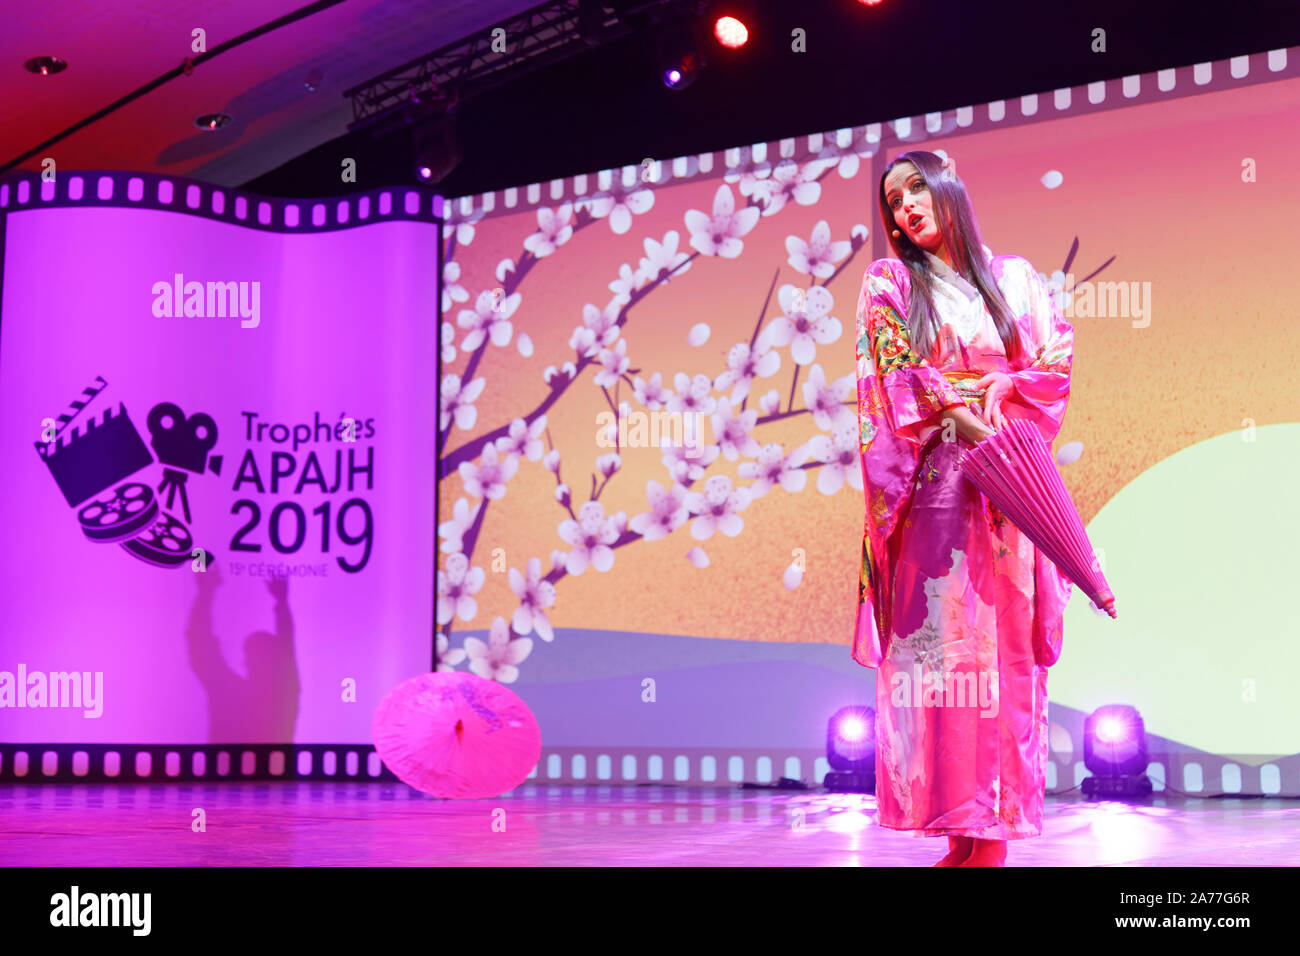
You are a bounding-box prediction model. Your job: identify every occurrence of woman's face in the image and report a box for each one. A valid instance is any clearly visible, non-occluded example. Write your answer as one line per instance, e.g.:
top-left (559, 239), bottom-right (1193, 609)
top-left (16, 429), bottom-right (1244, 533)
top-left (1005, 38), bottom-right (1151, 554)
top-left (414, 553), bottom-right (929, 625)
top-left (884, 163), bottom-right (944, 254)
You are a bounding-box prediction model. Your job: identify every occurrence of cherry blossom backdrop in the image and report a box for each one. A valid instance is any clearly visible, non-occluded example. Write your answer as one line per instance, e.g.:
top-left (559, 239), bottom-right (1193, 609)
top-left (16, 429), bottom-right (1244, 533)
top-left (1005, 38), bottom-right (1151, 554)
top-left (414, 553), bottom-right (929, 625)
top-left (438, 148), bottom-right (876, 680)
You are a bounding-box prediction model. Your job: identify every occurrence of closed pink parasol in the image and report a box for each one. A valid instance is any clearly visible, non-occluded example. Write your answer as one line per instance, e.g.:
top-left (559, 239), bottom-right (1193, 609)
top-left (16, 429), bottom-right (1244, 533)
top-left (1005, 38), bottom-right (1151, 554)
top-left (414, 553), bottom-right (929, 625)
top-left (372, 671), bottom-right (542, 799)
top-left (959, 417), bottom-right (1117, 619)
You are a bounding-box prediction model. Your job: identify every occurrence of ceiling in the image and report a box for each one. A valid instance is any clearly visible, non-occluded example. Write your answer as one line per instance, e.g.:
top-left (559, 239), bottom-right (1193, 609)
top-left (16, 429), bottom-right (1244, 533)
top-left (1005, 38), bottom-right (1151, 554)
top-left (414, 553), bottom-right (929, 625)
top-left (0, 0), bottom-right (543, 187)
top-left (5, 0), bottom-right (1300, 200)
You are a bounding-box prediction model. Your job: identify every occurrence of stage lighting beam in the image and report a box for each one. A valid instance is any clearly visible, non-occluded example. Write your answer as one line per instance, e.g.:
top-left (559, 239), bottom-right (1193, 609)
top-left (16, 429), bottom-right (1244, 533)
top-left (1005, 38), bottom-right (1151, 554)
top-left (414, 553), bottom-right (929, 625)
top-left (713, 15), bottom-right (748, 49)
top-left (1082, 704), bottom-right (1153, 800)
top-left (408, 102), bottom-right (461, 184)
top-left (824, 705), bottom-right (876, 793)
top-left (654, 9), bottom-right (706, 91)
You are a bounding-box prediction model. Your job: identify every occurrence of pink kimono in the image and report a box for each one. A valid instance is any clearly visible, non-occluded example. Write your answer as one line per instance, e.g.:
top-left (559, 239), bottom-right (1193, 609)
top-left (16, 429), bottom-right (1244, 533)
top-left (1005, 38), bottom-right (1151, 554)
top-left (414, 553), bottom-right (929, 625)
top-left (852, 245), bottom-right (1075, 841)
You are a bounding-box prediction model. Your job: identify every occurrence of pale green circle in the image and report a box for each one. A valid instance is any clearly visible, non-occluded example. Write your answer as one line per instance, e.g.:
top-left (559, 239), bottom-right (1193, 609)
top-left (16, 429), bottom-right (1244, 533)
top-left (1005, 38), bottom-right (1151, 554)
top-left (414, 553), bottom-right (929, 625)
top-left (1051, 423), bottom-right (1300, 760)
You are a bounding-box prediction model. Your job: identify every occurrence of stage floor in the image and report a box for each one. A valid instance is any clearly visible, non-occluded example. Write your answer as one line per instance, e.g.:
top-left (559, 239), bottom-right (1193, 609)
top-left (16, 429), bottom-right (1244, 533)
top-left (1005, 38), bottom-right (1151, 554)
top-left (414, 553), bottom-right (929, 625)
top-left (1, 782), bottom-right (1295, 866)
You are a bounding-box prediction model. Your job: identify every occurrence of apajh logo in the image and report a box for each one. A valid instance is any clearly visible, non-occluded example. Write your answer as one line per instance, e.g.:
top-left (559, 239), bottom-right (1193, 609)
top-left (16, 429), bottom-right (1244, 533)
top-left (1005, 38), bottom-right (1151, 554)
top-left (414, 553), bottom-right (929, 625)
top-left (37, 375), bottom-right (220, 570)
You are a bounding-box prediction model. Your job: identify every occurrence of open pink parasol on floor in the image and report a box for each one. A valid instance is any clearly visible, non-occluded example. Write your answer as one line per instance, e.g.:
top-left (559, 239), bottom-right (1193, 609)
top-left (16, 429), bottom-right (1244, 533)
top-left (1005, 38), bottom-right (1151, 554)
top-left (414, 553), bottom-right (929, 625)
top-left (958, 417), bottom-right (1117, 618)
top-left (372, 671), bottom-right (542, 799)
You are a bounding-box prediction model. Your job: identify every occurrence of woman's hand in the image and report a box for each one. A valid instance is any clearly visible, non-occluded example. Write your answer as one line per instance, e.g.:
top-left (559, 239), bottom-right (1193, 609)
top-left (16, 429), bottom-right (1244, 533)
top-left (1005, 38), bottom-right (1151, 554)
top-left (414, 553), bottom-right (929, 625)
top-left (923, 404), bottom-right (995, 446)
top-left (972, 372), bottom-right (1014, 430)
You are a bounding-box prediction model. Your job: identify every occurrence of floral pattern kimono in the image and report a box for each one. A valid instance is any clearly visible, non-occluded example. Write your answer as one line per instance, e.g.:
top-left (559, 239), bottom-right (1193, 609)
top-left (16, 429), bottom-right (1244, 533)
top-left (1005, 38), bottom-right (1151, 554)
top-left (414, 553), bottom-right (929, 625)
top-left (853, 244), bottom-right (1074, 841)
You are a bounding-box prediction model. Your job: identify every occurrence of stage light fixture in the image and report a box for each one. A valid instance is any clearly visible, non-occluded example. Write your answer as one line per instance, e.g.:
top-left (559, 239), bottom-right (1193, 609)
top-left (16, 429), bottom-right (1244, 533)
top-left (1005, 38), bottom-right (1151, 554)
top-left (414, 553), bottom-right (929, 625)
top-left (823, 705), bottom-right (876, 793)
top-left (194, 113), bottom-right (232, 130)
top-left (660, 51), bottom-right (702, 90)
top-left (410, 108), bottom-right (461, 184)
top-left (1082, 704), bottom-right (1153, 799)
top-left (713, 15), bottom-right (748, 49)
top-left (653, 13), bottom-right (706, 91)
top-left (25, 56), bottom-right (68, 76)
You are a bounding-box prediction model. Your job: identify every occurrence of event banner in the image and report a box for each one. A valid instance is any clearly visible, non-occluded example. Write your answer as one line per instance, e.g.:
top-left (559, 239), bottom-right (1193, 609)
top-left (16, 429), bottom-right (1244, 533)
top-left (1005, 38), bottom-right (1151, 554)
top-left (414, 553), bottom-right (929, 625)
top-left (0, 180), bottom-right (437, 745)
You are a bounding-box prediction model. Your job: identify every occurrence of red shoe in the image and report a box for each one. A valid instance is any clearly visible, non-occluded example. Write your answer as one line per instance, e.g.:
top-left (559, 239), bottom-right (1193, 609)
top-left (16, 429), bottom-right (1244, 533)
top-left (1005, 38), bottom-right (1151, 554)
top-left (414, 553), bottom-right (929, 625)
top-left (958, 838), bottom-right (1007, 866)
top-left (933, 836), bottom-right (974, 866)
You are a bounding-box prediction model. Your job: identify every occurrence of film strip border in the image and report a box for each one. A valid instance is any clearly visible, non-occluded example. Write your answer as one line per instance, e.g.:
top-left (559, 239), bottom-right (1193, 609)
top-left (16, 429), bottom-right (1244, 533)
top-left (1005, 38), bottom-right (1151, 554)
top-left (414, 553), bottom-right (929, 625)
top-left (0, 742), bottom-right (404, 783)
top-left (524, 749), bottom-right (1300, 798)
top-left (439, 44), bottom-right (1297, 224)
top-left (3, 742), bottom-right (1298, 796)
top-left (0, 171), bottom-right (444, 234)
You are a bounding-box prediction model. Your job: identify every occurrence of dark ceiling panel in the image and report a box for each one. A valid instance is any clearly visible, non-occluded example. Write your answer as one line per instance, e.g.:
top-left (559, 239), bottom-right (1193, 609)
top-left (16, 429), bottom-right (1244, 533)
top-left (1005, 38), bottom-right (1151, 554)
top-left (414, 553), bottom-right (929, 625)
top-left (3, 0), bottom-right (1298, 197)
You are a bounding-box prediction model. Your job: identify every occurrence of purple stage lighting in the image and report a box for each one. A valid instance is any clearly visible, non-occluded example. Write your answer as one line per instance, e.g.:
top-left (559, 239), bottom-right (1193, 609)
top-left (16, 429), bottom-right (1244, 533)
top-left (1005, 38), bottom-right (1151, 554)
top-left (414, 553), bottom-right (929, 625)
top-left (653, 12), bottom-right (703, 90)
top-left (417, 165), bottom-right (433, 180)
top-left (839, 715), bottom-right (867, 741)
top-left (824, 705), bottom-right (876, 793)
top-left (1097, 716), bottom-right (1126, 744)
top-left (827, 705), bottom-right (875, 767)
top-left (1086, 705), bottom-right (1145, 771)
top-left (659, 49), bottom-right (701, 90)
top-left (1082, 704), bottom-right (1152, 798)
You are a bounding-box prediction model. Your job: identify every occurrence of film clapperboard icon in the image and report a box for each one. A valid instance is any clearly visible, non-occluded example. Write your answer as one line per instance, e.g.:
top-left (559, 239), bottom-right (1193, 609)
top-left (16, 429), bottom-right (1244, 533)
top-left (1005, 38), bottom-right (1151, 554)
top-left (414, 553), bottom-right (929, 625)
top-left (36, 376), bottom-right (221, 568)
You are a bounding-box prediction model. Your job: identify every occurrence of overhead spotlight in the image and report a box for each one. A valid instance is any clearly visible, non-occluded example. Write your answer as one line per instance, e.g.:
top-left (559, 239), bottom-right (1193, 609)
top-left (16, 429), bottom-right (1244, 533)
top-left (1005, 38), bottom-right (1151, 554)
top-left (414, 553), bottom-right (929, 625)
top-left (304, 68), bottom-right (323, 92)
top-left (194, 113), bottom-right (232, 130)
top-left (706, 0), bottom-right (758, 50)
top-left (661, 54), bottom-right (702, 90)
top-left (822, 705), bottom-right (876, 793)
top-left (1082, 704), bottom-right (1153, 800)
top-left (410, 106), bottom-right (461, 184)
top-left (654, 13), bottom-right (705, 90)
top-left (25, 56), bottom-right (68, 76)
top-left (713, 15), bottom-right (749, 49)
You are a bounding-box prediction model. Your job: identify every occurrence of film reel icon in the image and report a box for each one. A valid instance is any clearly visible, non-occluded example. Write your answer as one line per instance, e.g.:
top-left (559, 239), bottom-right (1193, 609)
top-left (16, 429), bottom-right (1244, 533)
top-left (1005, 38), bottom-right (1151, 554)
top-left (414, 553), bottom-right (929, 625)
top-left (76, 482), bottom-right (160, 543)
top-left (121, 510), bottom-right (194, 568)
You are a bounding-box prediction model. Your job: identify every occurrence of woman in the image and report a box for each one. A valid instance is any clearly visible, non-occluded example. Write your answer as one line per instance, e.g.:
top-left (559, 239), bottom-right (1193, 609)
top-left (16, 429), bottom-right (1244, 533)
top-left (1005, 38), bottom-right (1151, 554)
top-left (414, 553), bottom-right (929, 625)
top-left (852, 150), bottom-right (1074, 866)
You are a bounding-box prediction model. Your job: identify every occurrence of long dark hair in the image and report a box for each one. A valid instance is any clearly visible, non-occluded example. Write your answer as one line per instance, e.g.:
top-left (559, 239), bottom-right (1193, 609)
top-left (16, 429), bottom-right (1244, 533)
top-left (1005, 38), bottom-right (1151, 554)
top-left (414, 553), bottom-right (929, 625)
top-left (877, 150), bottom-right (1025, 364)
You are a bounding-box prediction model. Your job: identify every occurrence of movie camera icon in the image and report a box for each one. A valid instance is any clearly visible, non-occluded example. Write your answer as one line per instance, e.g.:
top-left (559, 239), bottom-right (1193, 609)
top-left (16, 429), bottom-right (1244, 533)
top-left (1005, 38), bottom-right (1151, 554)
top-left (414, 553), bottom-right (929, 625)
top-left (148, 401), bottom-right (222, 524)
top-left (37, 376), bottom-right (218, 569)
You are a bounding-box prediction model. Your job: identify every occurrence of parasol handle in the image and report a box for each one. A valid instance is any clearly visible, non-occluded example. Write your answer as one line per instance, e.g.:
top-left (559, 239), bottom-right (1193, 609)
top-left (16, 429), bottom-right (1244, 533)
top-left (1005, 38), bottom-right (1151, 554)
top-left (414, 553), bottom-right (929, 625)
top-left (1096, 589), bottom-right (1118, 619)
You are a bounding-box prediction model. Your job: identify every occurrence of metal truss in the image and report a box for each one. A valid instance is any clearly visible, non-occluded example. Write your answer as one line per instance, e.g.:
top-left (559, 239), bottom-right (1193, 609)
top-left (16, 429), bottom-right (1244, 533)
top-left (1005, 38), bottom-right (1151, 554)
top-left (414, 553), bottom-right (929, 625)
top-left (344, 0), bottom-right (686, 131)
